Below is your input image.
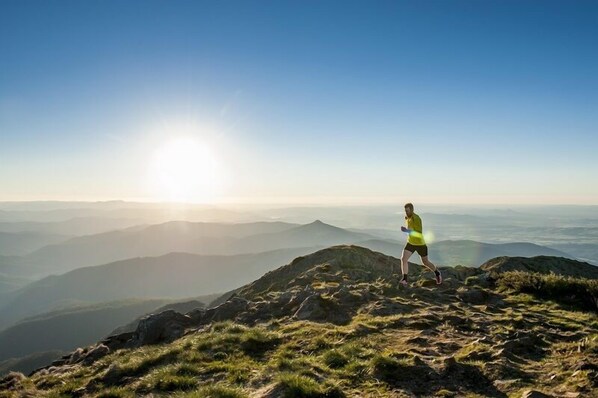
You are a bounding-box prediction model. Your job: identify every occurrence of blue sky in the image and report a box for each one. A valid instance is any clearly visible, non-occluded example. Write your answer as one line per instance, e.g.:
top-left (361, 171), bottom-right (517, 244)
top-left (1, 0), bottom-right (597, 204)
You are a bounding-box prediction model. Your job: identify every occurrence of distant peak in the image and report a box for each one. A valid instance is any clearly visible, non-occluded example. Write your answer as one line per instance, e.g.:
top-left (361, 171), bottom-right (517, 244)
top-left (303, 219), bottom-right (336, 229)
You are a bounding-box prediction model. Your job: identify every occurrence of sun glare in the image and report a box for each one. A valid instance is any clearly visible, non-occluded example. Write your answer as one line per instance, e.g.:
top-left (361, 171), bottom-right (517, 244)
top-left (149, 137), bottom-right (221, 202)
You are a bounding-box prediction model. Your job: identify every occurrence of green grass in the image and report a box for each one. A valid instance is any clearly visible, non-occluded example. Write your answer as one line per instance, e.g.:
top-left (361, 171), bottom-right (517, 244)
top-left (5, 273), bottom-right (597, 398)
top-left (497, 271), bottom-right (598, 312)
top-left (275, 373), bottom-right (345, 398)
top-left (174, 385), bottom-right (248, 398)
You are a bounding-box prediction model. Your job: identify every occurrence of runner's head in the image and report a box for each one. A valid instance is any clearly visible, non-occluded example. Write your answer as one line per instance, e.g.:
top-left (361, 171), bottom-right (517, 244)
top-left (404, 203), bottom-right (414, 218)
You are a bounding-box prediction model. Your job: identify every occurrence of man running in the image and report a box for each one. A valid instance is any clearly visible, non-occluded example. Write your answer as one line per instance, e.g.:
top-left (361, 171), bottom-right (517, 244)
top-left (399, 203), bottom-right (442, 287)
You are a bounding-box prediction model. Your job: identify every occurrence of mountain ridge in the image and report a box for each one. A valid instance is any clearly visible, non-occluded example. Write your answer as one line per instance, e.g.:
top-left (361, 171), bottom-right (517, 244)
top-left (11, 245), bottom-right (596, 397)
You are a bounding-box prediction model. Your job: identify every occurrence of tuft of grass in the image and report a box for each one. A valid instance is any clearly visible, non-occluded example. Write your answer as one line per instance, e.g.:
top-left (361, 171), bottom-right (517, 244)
top-left (153, 374), bottom-right (197, 391)
top-left (497, 271), bottom-right (598, 312)
top-left (174, 385), bottom-right (248, 398)
top-left (322, 349), bottom-right (350, 369)
top-left (370, 353), bottom-right (422, 385)
top-left (95, 387), bottom-right (136, 397)
top-left (277, 373), bottom-right (324, 397)
top-left (276, 373), bottom-right (345, 398)
top-left (239, 328), bottom-right (281, 357)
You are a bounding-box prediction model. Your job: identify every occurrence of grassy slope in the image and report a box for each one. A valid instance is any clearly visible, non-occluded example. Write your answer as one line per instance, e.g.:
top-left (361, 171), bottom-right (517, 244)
top-left (3, 280), bottom-right (597, 397)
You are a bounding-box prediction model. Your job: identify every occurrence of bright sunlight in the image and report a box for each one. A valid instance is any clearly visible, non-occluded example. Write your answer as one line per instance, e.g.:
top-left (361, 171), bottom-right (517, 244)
top-left (149, 137), bottom-right (221, 202)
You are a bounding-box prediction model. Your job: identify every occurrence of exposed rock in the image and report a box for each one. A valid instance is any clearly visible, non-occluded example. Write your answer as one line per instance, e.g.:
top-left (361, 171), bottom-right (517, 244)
top-left (209, 296), bottom-right (250, 322)
top-left (456, 287), bottom-right (490, 304)
top-left (293, 294), bottom-right (351, 324)
top-left (67, 347), bottom-right (85, 364)
top-left (82, 344), bottom-right (110, 365)
top-left (0, 371), bottom-right (25, 391)
top-left (132, 309), bottom-right (193, 346)
top-left (100, 331), bottom-right (136, 351)
top-left (186, 307), bottom-right (206, 324)
top-left (521, 390), bottom-right (553, 398)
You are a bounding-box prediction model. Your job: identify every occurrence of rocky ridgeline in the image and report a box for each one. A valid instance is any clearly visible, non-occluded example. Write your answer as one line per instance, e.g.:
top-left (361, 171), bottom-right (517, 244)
top-left (28, 246), bottom-right (597, 377)
top-left (1, 245), bottom-right (594, 397)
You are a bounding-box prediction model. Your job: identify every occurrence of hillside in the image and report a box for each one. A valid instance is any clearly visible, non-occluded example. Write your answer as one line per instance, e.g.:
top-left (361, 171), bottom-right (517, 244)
top-left (0, 273), bottom-right (31, 297)
top-left (0, 296), bottom-right (220, 377)
top-left (551, 243), bottom-right (598, 265)
top-left (3, 246), bottom-right (596, 397)
top-left (0, 351), bottom-right (65, 381)
top-left (0, 247), bottom-right (319, 330)
top-left (0, 232), bottom-right (69, 257)
top-left (0, 299), bottom-right (172, 363)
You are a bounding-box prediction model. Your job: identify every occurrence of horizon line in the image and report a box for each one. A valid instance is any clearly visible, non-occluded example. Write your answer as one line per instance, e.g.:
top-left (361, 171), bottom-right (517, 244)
top-left (0, 197), bottom-right (597, 207)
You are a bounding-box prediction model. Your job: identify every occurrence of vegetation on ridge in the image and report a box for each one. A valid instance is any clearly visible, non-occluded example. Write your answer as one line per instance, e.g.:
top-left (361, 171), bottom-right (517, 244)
top-left (1, 246), bottom-right (597, 397)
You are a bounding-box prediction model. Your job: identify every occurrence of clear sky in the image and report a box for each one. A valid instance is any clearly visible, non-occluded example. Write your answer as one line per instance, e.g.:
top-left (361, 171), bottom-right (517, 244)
top-left (1, 0), bottom-right (597, 204)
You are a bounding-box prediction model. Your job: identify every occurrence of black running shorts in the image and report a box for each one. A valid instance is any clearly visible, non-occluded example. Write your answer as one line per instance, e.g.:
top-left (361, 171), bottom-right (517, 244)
top-left (404, 243), bottom-right (428, 257)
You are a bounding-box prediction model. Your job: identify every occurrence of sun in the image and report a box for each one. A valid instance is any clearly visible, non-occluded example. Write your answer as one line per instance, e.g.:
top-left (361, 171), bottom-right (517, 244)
top-left (149, 137), bottom-right (221, 202)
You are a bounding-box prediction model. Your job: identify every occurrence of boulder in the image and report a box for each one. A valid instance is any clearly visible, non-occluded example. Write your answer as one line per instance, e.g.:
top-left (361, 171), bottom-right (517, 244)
top-left (293, 294), bottom-right (351, 324)
top-left (132, 309), bottom-right (193, 346)
top-left (82, 344), bottom-right (110, 365)
top-left (457, 287), bottom-right (489, 304)
top-left (209, 296), bottom-right (250, 322)
top-left (186, 307), bottom-right (206, 324)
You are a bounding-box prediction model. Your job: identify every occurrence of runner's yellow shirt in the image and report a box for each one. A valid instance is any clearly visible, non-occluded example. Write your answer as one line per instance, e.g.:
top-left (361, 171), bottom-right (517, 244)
top-left (406, 213), bottom-right (426, 246)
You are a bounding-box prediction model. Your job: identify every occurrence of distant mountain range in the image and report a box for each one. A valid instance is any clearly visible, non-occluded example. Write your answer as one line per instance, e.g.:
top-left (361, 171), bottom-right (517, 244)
top-left (0, 218), bottom-right (592, 380)
top-left (5, 219), bottom-right (582, 279)
top-left (0, 220), bottom-right (583, 329)
top-left (0, 217), bottom-right (147, 236)
top-left (9, 220), bottom-right (373, 277)
top-left (549, 243), bottom-right (598, 265)
top-left (356, 238), bottom-right (574, 266)
top-left (0, 231), bottom-right (69, 256)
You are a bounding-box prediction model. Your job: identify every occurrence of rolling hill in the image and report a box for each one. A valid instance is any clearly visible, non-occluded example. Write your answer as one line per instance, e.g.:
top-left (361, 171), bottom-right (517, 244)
top-left (0, 295), bottom-right (220, 377)
top-left (0, 298), bottom-right (172, 362)
top-left (15, 220), bottom-right (375, 277)
top-left (0, 247), bottom-right (321, 330)
top-left (0, 217), bottom-right (147, 237)
top-left (0, 231), bottom-right (69, 256)
top-left (15, 221), bottom-right (301, 276)
top-left (7, 246), bottom-right (596, 397)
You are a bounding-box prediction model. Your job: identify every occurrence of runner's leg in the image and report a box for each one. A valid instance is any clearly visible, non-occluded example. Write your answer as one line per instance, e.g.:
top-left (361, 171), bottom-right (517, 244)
top-left (401, 249), bottom-right (413, 276)
top-left (422, 254), bottom-right (443, 284)
top-left (421, 255), bottom-right (437, 272)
